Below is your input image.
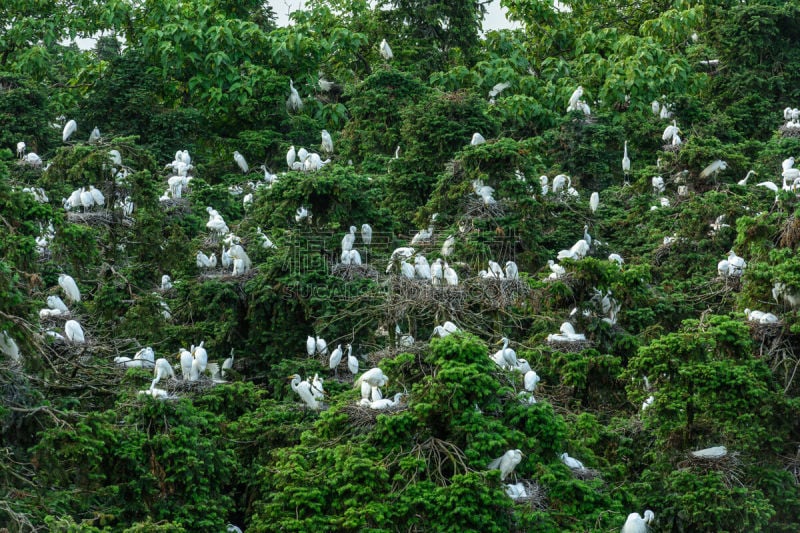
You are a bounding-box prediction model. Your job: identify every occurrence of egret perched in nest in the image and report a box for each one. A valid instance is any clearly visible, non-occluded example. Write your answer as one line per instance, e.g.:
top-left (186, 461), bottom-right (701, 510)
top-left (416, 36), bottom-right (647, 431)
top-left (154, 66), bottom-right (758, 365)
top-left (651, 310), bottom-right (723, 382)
top-left (321, 130), bottom-right (333, 154)
top-left (471, 132), bottom-right (486, 145)
top-left (151, 358), bottom-right (175, 389)
top-left (560, 452), bottom-right (585, 470)
top-left (64, 320), bottom-right (85, 343)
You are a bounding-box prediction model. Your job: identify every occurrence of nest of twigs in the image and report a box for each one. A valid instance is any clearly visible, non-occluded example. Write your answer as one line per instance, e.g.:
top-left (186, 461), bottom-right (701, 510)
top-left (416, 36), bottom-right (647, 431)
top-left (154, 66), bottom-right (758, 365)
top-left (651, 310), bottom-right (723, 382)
top-left (198, 268), bottom-right (257, 284)
top-left (779, 217), bottom-right (800, 249)
top-left (67, 211), bottom-right (133, 227)
top-left (464, 197), bottom-right (506, 219)
top-left (782, 446), bottom-right (800, 486)
top-left (677, 451), bottom-right (743, 488)
top-left (545, 339), bottom-right (593, 353)
top-left (716, 275), bottom-right (742, 291)
top-left (159, 197), bottom-right (190, 210)
top-left (570, 466), bottom-right (602, 481)
top-left (341, 401), bottom-right (407, 429)
top-left (389, 277), bottom-right (468, 309)
top-left (748, 321), bottom-right (784, 343)
top-left (652, 241), bottom-right (674, 266)
top-left (662, 143), bottom-right (682, 152)
top-left (163, 375), bottom-right (217, 394)
top-left (510, 479), bottom-right (549, 511)
top-left (779, 125), bottom-right (800, 138)
top-left (47, 337), bottom-right (93, 359)
top-left (368, 342), bottom-right (428, 366)
top-left (331, 263), bottom-right (380, 281)
top-left (469, 277), bottom-right (531, 309)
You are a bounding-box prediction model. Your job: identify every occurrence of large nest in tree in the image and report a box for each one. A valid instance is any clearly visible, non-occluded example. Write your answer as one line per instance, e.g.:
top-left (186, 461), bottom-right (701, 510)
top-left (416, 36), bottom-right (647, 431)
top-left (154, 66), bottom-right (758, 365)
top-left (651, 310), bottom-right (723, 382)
top-left (510, 479), bottom-right (549, 511)
top-left (368, 342), bottom-right (429, 366)
top-left (163, 375), bottom-right (217, 394)
top-left (198, 268), bottom-right (257, 286)
top-left (464, 197), bottom-right (506, 219)
top-left (779, 125), bottom-right (800, 138)
top-left (652, 240), bottom-right (675, 266)
top-left (386, 277), bottom-right (468, 321)
top-left (161, 197), bottom-right (191, 216)
top-left (569, 466), bottom-right (602, 482)
top-left (782, 447), bottom-right (800, 486)
top-left (463, 277), bottom-right (531, 310)
top-left (67, 211), bottom-right (133, 227)
top-left (545, 338), bottom-right (594, 353)
top-left (677, 451), bottom-right (743, 488)
top-left (715, 275), bottom-right (742, 292)
top-left (779, 217), bottom-right (800, 249)
top-left (748, 320), bottom-right (784, 343)
top-left (662, 143), bottom-right (682, 152)
top-left (340, 400), bottom-right (407, 429)
top-left (331, 263), bottom-right (379, 281)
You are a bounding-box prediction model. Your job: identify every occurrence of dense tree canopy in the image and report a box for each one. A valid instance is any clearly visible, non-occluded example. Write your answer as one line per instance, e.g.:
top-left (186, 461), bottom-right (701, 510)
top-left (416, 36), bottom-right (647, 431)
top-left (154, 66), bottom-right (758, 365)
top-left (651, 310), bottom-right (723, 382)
top-left (1, 0), bottom-right (800, 531)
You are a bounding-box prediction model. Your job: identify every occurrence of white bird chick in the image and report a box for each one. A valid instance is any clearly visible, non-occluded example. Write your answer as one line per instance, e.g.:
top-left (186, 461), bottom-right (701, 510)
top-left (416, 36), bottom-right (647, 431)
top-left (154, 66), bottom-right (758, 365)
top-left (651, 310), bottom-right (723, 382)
top-left (379, 38), bottom-right (393, 60)
top-left (652, 176), bottom-right (665, 194)
top-left (488, 449), bottom-right (523, 481)
top-left (524, 370), bottom-right (540, 392)
top-left (295, 206), bottom-right (310, 223)
top-left (369, 392), bottom-right (403, 410)
top-left (0, 331), bottom-right (20, 361)
top-left (47, 295), bottom-right (69, 313)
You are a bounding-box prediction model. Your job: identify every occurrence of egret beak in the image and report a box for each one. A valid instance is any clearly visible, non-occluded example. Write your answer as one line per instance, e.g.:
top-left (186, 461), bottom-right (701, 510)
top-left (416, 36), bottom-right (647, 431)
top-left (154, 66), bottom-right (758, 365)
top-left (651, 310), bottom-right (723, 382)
top-left (495, 339), bottom-right (504, 345)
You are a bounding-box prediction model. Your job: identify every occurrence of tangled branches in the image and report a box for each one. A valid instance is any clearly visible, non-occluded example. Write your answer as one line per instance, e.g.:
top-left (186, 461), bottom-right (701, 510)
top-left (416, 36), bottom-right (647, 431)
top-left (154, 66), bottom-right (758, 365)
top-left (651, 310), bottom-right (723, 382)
top-left (677, 451), bottom-right (744, 489)
top-left (409, 436), bottom-right (472, 487)
top-left (330, 263), bottom-right (379, 281)
top-left (67, 211), bottom-right (133, 228)
top-left (511, 479), bottom-right (548, 511)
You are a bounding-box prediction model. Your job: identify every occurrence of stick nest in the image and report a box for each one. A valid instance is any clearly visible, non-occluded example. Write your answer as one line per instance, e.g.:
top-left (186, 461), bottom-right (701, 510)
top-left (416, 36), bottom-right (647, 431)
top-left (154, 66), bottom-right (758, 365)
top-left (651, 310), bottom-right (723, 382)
top-left (341, 401), bottom-right (407, 429)
top-left (163, 376), bottom-right (217, 394)
top-left (510, 479), bottom-right (549, 511)
top-left (545, 339), bottom-right (594, 353)
top-left (331, 263), bottom-right (379, 281)
top-left (67, 211), bottom-right (133, 227)
top-left (368, 343), bottom-right (428, 366)
top-left (653, 241), bottom-right (674, 265)
top-left (677, 451), bottom-right (743, 488)
top-left (570, 466), bottom-right (602, 481)
top-left (662, 143), bottom-right (682, 152)
top-left (464, 197), bottom-right (506, 219)
top-left (779, 125), bottom-right (800, 138)
top-left (779, 216), bottom-right (800, 249)
top-left (715, 275), bottom-right (742, 291)
top-left (748, 321), bottom-right (784, 343)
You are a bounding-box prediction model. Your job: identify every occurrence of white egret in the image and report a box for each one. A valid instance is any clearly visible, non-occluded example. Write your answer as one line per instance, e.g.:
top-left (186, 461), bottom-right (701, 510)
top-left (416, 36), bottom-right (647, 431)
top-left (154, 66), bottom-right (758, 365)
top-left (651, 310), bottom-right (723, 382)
top-left (495, 337), bottom-right (517, 367)
top-left (524, 370), bottom-right (540, 392)
top-left (221, 349), bottom-right (235, 378)
top-left (109, 149), bottom-right (122, 166)
top-left (342, 226), bottom-right (357, 252)
top-left (63, 119), bottom-right (77, 142)
top-left (314, 336), bottom-right (328, 356)
top-left (289, 374), bottom-right (320, 409)
top-left (488, 260), bottom-right (505, 279)
top-left (0, 331), bottom-right (20, 361)
top-left (652, 176), bottom-right (665, 194)
top-left (608, 253), bottom-right (624, 265)
top-left (441, 234), bottom-right (455, 257)
top-left (622, 141), bottom-right (630, 175)
top-left (179, 348), bottom-right (194, 380)
top-left (329, 344), bottom-right (343, 371)
top-left (432, 321), bottom-right (459, 338)
top-left (233, 151), bottom-right (249, 173)
top-left (361, 224), bottom-right (372, 246)
top-left (590, 191), bottom-right (599, 214)
top-left (88, 127), bottom-right (101, 143)
top-left (546, 260), bottom-right (565, 280)
top-left (16, 141), bottom-right (25, 158)
top-left (504, 261), bottom-right (519, 280)
top-left (400, 260), bottom-right (415, 279)
top-left (471, 132), bottom-right (486, 146)
top-left (58, 274), bottom-right (81, 303)
top-left (662, 120), bottom-right (679, 144)
top-left (151, 358), bottom-right (175, 389)
top-left (306, 335), bottom-right (316, 356)
top-left (379, 38), bottom-right (393, 60)
top-left (699, 159), bottom-right (728, 179)
top-left (89, 185), bottom-right (105, 207)
top-left (64, 320), bottom-right (85, 343)
top-left (560, 452), bottom-right (584, 470)
top-left (621, 510), bottom-right (654, 533)
top-left (567, 86), bottom-right (583, 111)
top-left (443, 262), bottom-right (458, 286)
top-left (556, 239), bottom-right (589, 261)
top-left (505, 482), bottom-right (528, 500)
top-left (782, 156), bottom-right (794, 172)
top-left (47, 295), bottom-right (69, 313)
top-left (690, 446), bottom-right (727, 459)
top-left (286, 145), bottom-right (296, 169)
top-left (726, 250), bottom-right (746, 276)
top-left (411, 226), bottom-right (434, 245)
top-left (737, 170), bottom-right (756, 185)
top-left (134, 346), bottom-right (156, 367)
top-left (192, 342), bottom-right (208, 373)
top-left (347, 344), bottom-right (359, 374)
top-left (295, 206), bottom-right (310, 223)
top-left (488, 449), bottom-right (523, 481)
top-left (321, 130), bottom-right (333, 154)
top-left (287, 79), bottom-right (303, 111)
top-left (551, 174), bottom-right (570, 194)
top-left (355, 367), bottom-right (389, 389)
top-left (431, 258), bottom-right (443, 286)
top-left (414, 255), bottom-right (432, 279)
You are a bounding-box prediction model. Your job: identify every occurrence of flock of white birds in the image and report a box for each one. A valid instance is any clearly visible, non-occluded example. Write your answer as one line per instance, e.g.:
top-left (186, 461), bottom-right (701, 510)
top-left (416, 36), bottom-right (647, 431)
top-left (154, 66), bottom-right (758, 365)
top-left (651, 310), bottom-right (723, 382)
top-left (5, 37), bottom-right (800, 532)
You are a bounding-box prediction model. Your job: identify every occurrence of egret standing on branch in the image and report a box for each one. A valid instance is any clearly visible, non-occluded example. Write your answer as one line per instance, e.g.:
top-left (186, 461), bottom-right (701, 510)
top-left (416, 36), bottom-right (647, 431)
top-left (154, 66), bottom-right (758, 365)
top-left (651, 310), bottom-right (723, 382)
top-left (622, 140), bottom-right (631, 180)
top-left (287, 79), bottom-right (303, 112)
top-left (321, 130), bottom-right (333, 154)
top-left (62, 119), bottom-right (77, 142)
top-left (379, 38), bottom-right (393, 61)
